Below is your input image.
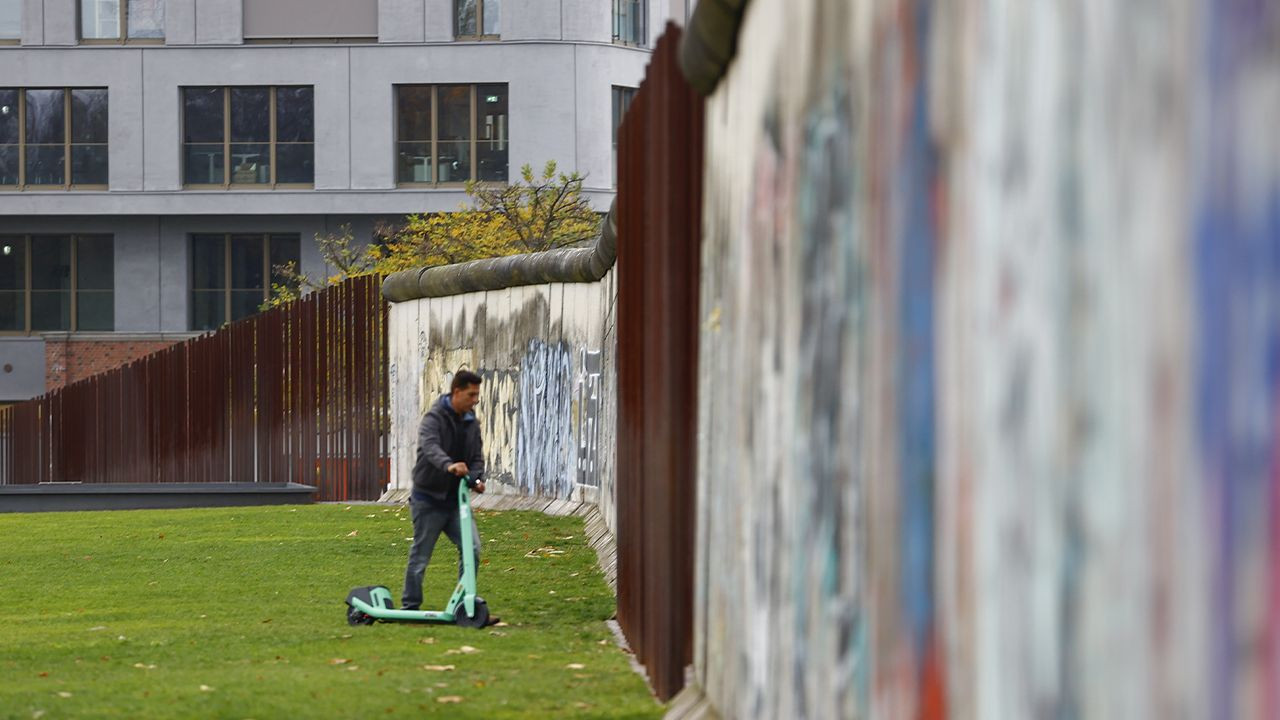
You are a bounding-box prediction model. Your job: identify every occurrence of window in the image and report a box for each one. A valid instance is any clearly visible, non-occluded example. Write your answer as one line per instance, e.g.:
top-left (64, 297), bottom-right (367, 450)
top-left (612, 86), bottom-right (636, 186)
top-left (455, 0), bottom-right (499, 38)
top-left (0, 235), bottom-right (114, 333)
top-left (396, 84), bottom-right (507, 185)
top-left (80, 0), bottom-right (163, 41)
top-left (182, 87), bottom-right (314, 188)
top-left (190, 233), bottom-right (300, 330)
top-left (0, 0), bottom-right (20, 41)
top-left (0, 88), bottom-right (109, 189)
top-left (613, 0), bottom-right (646, 46)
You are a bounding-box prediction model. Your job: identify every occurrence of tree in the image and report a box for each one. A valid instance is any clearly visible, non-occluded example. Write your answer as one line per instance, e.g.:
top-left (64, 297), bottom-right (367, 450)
top-left (265, 161), bottom-right (600, 308)
top-left (395, 160), bottom-right (600, 265)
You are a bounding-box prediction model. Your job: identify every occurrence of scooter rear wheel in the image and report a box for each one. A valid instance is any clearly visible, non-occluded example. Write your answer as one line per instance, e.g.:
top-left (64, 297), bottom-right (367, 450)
top-left (454, 598), bottom-right (489, 628)
top-left (347, 606), bottom-right (374, 626)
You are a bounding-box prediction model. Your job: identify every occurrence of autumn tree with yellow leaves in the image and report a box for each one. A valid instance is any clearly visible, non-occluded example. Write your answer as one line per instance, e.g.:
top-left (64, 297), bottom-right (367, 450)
top-left (266, 161), bottom-right (600, 307)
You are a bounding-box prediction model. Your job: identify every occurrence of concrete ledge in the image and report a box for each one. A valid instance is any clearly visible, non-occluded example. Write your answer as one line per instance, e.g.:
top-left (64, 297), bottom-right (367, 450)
top-left (40, 332), bottom-right (205, 343)
top-left (0, 482), bottom-right (317, 513)
top-left (664, 683), bottom-right (721, 720)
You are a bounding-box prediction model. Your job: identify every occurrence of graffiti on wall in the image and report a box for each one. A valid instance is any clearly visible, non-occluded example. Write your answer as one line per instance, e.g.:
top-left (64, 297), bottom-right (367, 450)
top-left (387, 276), bottom-right (616, 506)
top-left (694, 0), bottom-right (1280, 718)
top-left (577, 349), bottom-right (604, 487)
top-left (515, 339), bottom-right (575, 498)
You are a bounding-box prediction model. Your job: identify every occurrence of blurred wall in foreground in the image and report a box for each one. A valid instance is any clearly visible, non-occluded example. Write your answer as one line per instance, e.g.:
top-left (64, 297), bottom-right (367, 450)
top-left (691, 0), bottom-right (1279, 718)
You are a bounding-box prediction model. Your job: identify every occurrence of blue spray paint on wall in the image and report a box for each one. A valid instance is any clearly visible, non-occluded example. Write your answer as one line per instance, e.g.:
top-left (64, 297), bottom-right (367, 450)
top-left (515, 339), bottom-right (575, 498)
top-left (1195, 1), bottom-right (1280, 716)
top-left (898, 0), bottom-right (940, 666)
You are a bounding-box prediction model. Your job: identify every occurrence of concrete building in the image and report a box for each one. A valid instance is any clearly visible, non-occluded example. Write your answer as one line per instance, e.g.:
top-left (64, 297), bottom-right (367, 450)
top-left (0, 0), bottom-right (684, 401)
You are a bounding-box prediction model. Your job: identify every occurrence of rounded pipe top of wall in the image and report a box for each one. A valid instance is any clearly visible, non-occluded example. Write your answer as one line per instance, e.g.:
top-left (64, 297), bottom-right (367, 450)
top-left (381, 200), bottom-right (618, 303)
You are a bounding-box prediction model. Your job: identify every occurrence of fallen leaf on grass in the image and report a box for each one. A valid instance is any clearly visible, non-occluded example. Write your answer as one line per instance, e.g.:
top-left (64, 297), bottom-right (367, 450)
top-left (88, 626), bottom-right (107, 632)
top-left (566, 663), bottom-right (586, 670)
top-left (525, 546), bottom-right (565, 558)
top-left (494, 621), bottom-right (509, 627)
top-left (38, 672), bottom-right (48, 677)
top-left (57, 692), bottom-right (72, 698)
top-left (199, 685), bottom-right (214, 692)
top-left (575, 703), bottom-right (593, 710)
top-left (437, 696), bottom-right (463, 704)
top-left (346, 531), bottom-right (359, 537)
top-left (32, 710), bottom-right (46, 719)
top-left (132, 663), bottom-right (156, 670)
top-left (417, 637), bottom-right (436, 645)
top-left (444, 645), bottom-right (479, 655)
top-left (422, 665), bottom-right (455, 672)
top-left (329, 658), bottom-right (352, 665)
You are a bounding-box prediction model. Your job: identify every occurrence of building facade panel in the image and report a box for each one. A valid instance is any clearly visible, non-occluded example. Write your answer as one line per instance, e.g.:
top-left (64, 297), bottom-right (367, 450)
top-left (41, 0), bottom-right (74, 45)
top-left (422, 0), bottom-right (451, 42)
top-left (503, 0), bottom-right (560, 41)
top-left (194, 0), bottom-right (241, 44)
top-left (562, 0), bottom-right (611, 44)
top-left (0, 337), bottom-right (46, 398)
top-left (378, 0), bottom-right (425, 43)
top-left (166, 0), bottom-right (196, 45)
top-left (20, 0), bottom-right (43, 45)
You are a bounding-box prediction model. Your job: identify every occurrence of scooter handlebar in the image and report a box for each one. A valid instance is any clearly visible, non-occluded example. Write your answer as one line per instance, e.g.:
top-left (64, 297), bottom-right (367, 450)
top-left (463, 474), bottom-right (479, 489)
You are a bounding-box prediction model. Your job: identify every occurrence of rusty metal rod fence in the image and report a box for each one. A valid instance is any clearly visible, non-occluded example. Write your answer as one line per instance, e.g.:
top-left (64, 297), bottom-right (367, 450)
top-left (616, 24), bottom-right (705, 702)
top-left (0, 274), bottom-right (388, 502)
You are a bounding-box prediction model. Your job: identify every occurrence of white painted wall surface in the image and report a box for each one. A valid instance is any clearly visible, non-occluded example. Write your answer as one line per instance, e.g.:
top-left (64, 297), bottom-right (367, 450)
top-left (388, 267), bottom-right (617, 533)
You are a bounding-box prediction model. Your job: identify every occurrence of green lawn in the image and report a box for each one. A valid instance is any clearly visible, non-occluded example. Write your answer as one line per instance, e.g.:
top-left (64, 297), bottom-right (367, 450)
top-left (0, 504), bottom-right (661, 719)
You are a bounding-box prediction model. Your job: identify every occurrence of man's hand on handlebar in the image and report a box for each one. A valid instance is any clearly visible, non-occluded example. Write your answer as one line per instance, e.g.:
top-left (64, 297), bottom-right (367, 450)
top-left (474, 481), bottom-right (485, 494)
top-left (447, 462), bottom-right (468, 477)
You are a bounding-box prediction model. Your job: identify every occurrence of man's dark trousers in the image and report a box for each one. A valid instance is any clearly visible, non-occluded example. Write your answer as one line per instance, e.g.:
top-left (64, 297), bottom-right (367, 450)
top-left (401, 498), bottom-right (482, 610)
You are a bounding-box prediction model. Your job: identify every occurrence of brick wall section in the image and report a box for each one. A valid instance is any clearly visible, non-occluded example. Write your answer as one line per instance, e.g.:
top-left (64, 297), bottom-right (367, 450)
top-left (45, 339), bottom-right (184, 390)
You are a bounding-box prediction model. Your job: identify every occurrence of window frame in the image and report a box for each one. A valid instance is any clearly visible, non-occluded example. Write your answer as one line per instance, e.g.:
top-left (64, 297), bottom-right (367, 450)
top-left (181, 86), bottom-right (315, 190)
top-left (78, 0), bottom-right (165, 44)
top-left (188, 232), bottom-right (300, 330)
top-left (612, 85), bottom-right (637, 187)
top-left (395, 83), bottom-right (508, 188)
top-left (0, 88), bottom-right (110, 191)
top-left (0, 234), bottom-right (115, 335)
top-left (454, 0), bottom-right (499, 41)
top-left (612, 0), bottom-right (648, 47)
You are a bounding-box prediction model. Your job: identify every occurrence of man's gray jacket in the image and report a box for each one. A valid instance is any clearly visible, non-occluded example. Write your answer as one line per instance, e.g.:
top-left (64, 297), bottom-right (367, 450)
top-left (411, 394), bottom-right (485, 507)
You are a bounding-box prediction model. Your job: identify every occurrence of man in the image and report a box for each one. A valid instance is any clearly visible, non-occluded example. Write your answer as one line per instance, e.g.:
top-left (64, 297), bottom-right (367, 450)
top-left (402, 369), bottom-right (487, 612)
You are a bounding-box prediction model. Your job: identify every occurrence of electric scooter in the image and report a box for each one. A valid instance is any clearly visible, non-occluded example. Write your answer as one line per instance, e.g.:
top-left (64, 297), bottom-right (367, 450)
top-left (344, 475), bottom-right (491, 628)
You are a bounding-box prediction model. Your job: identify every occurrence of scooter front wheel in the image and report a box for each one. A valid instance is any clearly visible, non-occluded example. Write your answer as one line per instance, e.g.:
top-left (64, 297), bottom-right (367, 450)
top-left (454, 598), bottom-right (489, 628)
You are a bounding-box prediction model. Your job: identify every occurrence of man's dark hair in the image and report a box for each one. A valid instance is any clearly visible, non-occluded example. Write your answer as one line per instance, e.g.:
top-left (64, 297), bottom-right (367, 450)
top-left (451, 370), bottom-right (483, 392)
